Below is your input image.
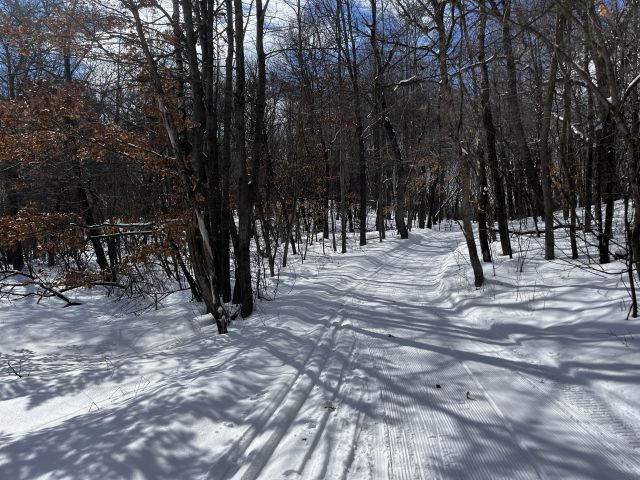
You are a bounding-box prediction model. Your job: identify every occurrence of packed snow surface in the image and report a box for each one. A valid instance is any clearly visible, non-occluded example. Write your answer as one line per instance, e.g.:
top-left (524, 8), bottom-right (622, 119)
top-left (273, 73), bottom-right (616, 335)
top-left (1, 224), bottom-right (640, 479)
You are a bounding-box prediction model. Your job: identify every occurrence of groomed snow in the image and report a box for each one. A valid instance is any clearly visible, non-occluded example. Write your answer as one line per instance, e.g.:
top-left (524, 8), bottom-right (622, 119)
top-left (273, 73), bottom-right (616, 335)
top-left (1, 219), bottom-right (639, 479)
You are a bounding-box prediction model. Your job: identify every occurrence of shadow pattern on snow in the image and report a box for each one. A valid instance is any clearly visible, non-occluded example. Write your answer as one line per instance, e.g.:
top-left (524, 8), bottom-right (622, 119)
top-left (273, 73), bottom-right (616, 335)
top-left (1, 229), bottom-right (639, 479)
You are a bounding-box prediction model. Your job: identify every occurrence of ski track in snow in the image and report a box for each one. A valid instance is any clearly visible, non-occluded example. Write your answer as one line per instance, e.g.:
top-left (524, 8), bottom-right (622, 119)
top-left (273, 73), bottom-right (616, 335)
top-left (2, 226), bottom-right (640, 479)
top-left (222, 231), bottom-right (640, 480)
top-left (211, 241), bottom-right (393, 480)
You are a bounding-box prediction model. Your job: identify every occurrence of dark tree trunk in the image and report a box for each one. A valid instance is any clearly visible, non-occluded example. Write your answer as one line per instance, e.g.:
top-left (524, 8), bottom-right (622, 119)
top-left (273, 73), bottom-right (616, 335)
top-left (426, 173), bottom-right (439, 229)
top-left (219, 0), bottom-right (235, 303)
top-left (5, 164), bottom-right (24, 271)
top-left (478, 7), bottom-right (511, 257)
top-left (538, 9), bottom-right (566, 260)
top-left (596, 117), bottom-right (615, 264)
top-left (370, 0), bottom-right (407, 239)
top-left (76, 171), bottom-right (110, 274)
top-left (232, 0), bottom-right (255, 317)
top-left (558, 54), bottom-right (579, 261)
top-left (477, 147), bottom-right (492, 262)
top-left (461, 152), bottom-right (484, 287)
top-left (583, 61), bottom-right (595, 232)
top-left (339, 0), bottom-right (367, 246)
top-left (501, 0), bottom-right (544, 217)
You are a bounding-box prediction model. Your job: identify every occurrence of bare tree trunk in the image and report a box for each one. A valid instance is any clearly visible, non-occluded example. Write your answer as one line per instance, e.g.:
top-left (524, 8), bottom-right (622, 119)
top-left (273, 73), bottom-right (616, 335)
top-left (370, 0), bottom-right (407, 239)
top-left (219, 0), bottom-right (234, 303)
top-left (501, 0), bottom-right (544, 217)
top-left (128, 2), bottom-right (226, 332)
top-left (625, 198), bottom-right (638, 318)
top-left (339, 0), bottom-right (367, 246)
top-left (477, 147), bottom-right (492, 262)
top-left (461, 152), bottom-right (484, 288)
top-left (232, 0), bottom-right (257, 316)
top-left (538, 9), bottom-right (566, 260)
top-left (560, 76), bottom-right (579, 260)
top-left (334, 0), bottom-right (348, 254)
top-left (5, 165), bottom-right (24, 271)
top-left (479, 5), bottom-right (511, 257)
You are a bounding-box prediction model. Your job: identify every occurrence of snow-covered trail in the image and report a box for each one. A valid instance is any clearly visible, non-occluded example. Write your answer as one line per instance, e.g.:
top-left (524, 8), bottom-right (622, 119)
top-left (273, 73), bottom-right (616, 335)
top-left (214, 231), bottom-right (640, 480)
top-left (2, 226), bottom-right (639, 479)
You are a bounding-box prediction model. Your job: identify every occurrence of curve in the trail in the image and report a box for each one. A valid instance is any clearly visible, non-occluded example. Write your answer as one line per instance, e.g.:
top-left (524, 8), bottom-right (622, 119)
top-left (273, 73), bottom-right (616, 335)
top-left (214, 230), bottom-right (640, 480)
top-left (346, 230), bottom-right (640, 480)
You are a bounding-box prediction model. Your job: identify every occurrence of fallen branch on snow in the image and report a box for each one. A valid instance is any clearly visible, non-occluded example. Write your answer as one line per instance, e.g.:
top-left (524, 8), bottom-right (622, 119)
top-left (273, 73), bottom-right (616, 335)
top-left (0, 270), bottom-right (81, 307)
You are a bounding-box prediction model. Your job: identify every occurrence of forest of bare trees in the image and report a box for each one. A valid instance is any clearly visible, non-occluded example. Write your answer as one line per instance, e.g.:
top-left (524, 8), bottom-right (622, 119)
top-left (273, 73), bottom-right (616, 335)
top-left (1, 0), bottom-right (639, 328)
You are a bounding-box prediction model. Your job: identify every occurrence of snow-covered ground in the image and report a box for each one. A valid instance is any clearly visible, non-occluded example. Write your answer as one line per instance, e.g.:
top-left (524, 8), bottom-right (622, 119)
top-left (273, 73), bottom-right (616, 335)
top-left (1, 218), bottom-right (640, 479)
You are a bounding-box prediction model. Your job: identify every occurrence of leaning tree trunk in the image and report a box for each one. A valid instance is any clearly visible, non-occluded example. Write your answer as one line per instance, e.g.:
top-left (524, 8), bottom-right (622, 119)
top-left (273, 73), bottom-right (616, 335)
top-left (461, 152), bottom-right (484, 288)
top-left (129, 3), bottom-right (227, 332)
top-left (181, 0), bottom-right (228, 332)
top-left (432, 0), bottom-right (481, 284)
